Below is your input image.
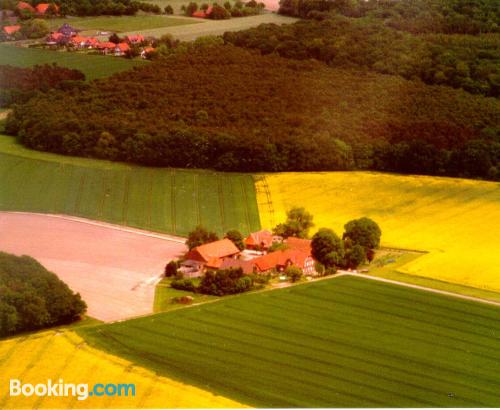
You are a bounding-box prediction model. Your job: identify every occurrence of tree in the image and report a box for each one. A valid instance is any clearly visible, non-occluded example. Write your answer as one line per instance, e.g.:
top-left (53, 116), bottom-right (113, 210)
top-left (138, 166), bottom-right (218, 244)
top-left (198, 268), bottom-right (254, 295)
top-left (285, 265), bottom-right (303, 282)
top-left (344, 244), bottom-right (366, 269)
top-left (164, 4), bottom-right (174, 14)
top-left (311, 228), bottom-right (345, 268)
top-left (225, 230), bottom-right (245, 250)
top-left (208, 3), bottom-right (230, 19)
top-left (186, 225), bottom-right (219, 250)
top-left (20, 18), bottom-right (49, 39)
top-left (185, 1), bottom-right (198, 16)
top-left (273, 207), bottom-right (314, 238)
top-left (223, 1), bottom-right (231, 9)
top-left (165, 260), bottom-right (179, 277)
top-left (109, 33), bottom-right (121, 44)
top-left (343, 217), bottom-right (381, 250)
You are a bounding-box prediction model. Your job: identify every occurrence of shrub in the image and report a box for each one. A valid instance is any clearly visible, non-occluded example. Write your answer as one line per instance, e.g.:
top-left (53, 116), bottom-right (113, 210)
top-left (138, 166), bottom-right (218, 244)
top-left (198, 268), bottom-right (254, 295)
top-left (171, 278), bottom-right (196, 292)
top-left (164, 260), bottom-right (179, 277)
top-left (285, 265), bottom-right (303, 282)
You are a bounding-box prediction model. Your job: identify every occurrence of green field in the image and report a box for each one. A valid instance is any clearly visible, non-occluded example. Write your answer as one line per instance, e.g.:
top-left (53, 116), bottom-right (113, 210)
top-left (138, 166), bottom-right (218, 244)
top-left (79, 275), bottom-right (500, 407)
top-left (0, 136), bottom-right (260, 236)
top-left (48, 15), bottom-right (199, 34)
top-left (154, 278), bottom-right (218, 312)
top-left (0, 44), bottom-right (144, 80)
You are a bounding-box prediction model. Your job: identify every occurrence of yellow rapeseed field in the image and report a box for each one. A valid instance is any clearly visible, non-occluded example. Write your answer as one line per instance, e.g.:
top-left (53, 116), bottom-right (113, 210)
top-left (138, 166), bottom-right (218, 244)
top-left (0, 330), bottom-right (244, 409)
top-left (256, 172), bottom-right (500, 291)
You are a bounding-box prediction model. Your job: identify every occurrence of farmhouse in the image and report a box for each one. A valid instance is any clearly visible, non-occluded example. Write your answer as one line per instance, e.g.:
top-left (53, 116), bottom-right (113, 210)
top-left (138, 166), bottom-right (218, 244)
top-left (2, 25), bottom-right (21, 38)
top-left (35, 3), bottom-right (58, 15)
top-left (114, 42), bottom-right (130, 56)
top-left (17, 1), bottom-right (35, 14)
top-left (125, 34), bottom-right (144, 44)
top-left (141, 46), bottom-right (155, 59)
top-left (244, 229), bottom-right (274, 250)
top-left (192, 6), bottom-right (213, 18)
top-left (285, 237), bottom-right (312, 252)
top-left (185, 239), bottom-right (240, 268)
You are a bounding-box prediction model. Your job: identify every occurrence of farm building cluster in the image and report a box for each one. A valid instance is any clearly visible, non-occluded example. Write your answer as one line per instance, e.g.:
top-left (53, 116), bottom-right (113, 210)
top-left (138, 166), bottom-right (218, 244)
top-left (44, 24), bottom-right (155, 57)
top-left (181, 230), bottom-right (318, 278)
top-left (1, 1), bottom-right (58, 39)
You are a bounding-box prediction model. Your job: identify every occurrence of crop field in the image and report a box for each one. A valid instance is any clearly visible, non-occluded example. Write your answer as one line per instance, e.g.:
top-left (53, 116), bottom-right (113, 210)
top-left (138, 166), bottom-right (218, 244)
top-left (256, 172), bottom-right (500, 292)
top-left (48, 15), bottom-right (199, 35)
top-left (121, 13), bottom-right (298, 40)
top-left (0, 44), bottom-right (145, 80)
top-left (0, 330), bottom-right (242, 408)
top-left (79, 275), bottom-right (500, 407)
top-left (0, 136), bottom-right (260, 237)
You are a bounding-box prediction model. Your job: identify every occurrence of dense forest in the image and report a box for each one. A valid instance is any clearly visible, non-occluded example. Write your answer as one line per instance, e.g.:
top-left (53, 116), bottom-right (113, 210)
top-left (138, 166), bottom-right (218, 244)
top-left (223, 17), bottom-right (500, 97)
top-left (5, 45), bottom-right (500, 179)
top-left (0, 252), bottom-right (86, 337)
top-left (278, 0), bottom-right (500, 35)
top-left (0, 64), bottom-right (85, 107)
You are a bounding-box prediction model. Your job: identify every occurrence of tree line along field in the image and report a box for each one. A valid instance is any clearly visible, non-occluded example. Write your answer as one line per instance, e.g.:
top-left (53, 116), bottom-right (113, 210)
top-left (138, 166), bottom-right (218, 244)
top-left (0, 136), bottom-right (260, 237)
top-left (256, 172), bottom-right (500, 293)
top-left (0, 44), bottom-right (145, 81)
top-left (79, 275), bottom-right (500, 407)
top-left (0, 330), bottom-right (242, 408)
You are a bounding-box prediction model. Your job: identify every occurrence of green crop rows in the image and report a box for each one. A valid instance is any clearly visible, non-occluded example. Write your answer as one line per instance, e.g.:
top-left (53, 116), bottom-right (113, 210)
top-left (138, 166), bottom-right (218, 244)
top-left (80, 275), bottom-right (500, 407)
top-left (0, 143), bottom-right (260, 236)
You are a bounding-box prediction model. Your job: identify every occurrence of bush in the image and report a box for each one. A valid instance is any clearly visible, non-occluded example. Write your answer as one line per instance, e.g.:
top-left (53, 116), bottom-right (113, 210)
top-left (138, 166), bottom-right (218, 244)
top-left (171, 278), bottom-right (196, 292)
top-left (186, 225), bottom-right (219, 250)
top-left (198, 268), bottom-right (254, 295)
top-left (164, 260), bottom-right (179, 277)
top-left (285, 265), bottom-right (303, 282)
top-left (0, 252), bottom-right (86, 337)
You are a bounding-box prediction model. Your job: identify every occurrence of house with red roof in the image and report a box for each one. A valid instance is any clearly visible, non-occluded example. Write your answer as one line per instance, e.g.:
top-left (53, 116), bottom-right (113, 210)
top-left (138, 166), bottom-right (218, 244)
top-left (125, 34), bottom-right (144, 44)
top-left (35, 3), bottom-right (58, 15)
top-left (2, 25), bottom-right (21, 38)
top-left (183, 239), bottom-right (240, 275)
top-left (17, 1), bottom-right (36, 14)
top-left (285, 237), bottom-right (312, 253)
top-left (114, 42), bottom-right (130, 56)
top-left (96, 41), bottom-right (117, 54)
top-left (245, 230), bottom-right (274, 250)
top-left (192, 6), bottom-right (212, 18)
top-left (69, 35), bottom-right (89, 48)
top-left (141, 46), bottom-right (155, 59)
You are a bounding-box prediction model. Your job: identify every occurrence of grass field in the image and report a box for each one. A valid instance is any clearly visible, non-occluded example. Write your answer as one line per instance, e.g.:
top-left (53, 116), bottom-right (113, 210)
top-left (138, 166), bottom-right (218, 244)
top-left (48, 15), bottom-right (199, 35)
top-left (0, 44), bottom-right (145, 80)
top-left (0, 330), bottom-right (242, 408)
top-left (256, 172), bottom-right (500, 292)
top-left (0, 136), bottom-right (260, 237)
top-left (79, 275), bottom-right (500, 407)
top-left (154, 278), bottom-right (218, 312)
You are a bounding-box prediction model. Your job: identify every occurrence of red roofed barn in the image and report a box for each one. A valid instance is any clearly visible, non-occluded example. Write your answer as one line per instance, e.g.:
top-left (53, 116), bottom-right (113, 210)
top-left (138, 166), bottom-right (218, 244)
top-left (186, 239), bottom-right (240, 269)
top-left (245, 230), bottom-right (273, 250)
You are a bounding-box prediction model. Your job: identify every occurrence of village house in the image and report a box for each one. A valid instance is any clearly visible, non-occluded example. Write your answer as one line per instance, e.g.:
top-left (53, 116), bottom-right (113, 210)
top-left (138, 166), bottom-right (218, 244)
top-left (35, 3), bottom-right (58, 15)
top-left (17, 1), bottom-right (36, 14)
top-left (96, 41), bottom-right (117, 54)
top-left (141, 46), bottom-right (155, 59)
top-left (244, 230), bottom-right (274, 250)
top-left (181, 238), bottom-right (240, 277)
top-left (114, 42), bottom-right (130, 56)
top-left (125, 34), bottom-right (144, 44)
top-left (192, 6), bottom-right (212, 18)
top-left (2, 24), bottom-right (21, 39)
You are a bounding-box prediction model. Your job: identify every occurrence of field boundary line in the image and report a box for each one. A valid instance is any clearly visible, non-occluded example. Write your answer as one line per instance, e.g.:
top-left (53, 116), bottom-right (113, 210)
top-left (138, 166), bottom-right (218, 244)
top-left (342, 272), bottom-right (500, 308)
top-left (170, 169), bottom-right (176, 234)
top-left (240, 178), bottom-right (251, 234)
top-left (122, 171), bottom-right (131, 225)
top-left (0, 211), bottom-right (187, 244)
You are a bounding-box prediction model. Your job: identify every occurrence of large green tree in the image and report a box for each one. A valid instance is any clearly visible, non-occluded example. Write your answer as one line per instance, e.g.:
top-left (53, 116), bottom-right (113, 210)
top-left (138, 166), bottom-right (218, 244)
top-left (225, 229), bottom-right (245, 250)
top-left (343, 217), bottom-right (382, 250)
top-left (311, 228), bottom-right (345, 268)
top-left (273, 207), bottom-right (315, 238)
top-left (186, 225), bottom-right (219, 250)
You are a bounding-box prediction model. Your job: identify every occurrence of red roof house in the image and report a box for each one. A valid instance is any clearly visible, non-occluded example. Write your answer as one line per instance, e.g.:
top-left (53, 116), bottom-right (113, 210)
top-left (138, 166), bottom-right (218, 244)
top-left (245, 230), bottom-right (273, 250)
top-left (3, 25), bottom-right (21, 35)
top-left (186, 239), bottom-right (240, 269)
top-left (35, 3), bottom-right (58, 14)
top-left (17, 1), bottom-right (36, 13)
top-left (114, 42), bottom-right (130, 56)
top-left (125, 34), bottom-right (144, 44)
top-left (192, 6), bottom-right (212, 18)
top-left (285, 237), bottom-right (312, 253)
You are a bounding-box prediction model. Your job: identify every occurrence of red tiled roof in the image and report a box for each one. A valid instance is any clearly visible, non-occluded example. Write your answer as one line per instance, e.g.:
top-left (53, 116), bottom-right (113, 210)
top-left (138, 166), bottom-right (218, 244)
top-left (86, 37), bottom-right (99, 46)
top-left (17, 1), bottom-right (35, 12)
top-left (35, 3), bottom-right (57, 14)
top-left (97, 41), bottom-right (116, 49)
top-left (187, 239), bottom-right (240, 264)
top-left (116, 42), bottom-right (130, 52)
top-left (70, 35), bottom-right (88, 44)
top-left (143, 46), bottom-right (155, 53)
top-left (125, 34), bottom-right (144, 43)
top-left (252, 249), bottom-right (310, 272)
top-left (192, 10), bottom-right (207, 18)
top-left (285, 237), bottom-right (312, 253)
top-left (219, 258), bottom-right (255, 274)
top-left (3, 25), bottom-right (21, 35)
top-left (245, 230), bottom-right (273, 248)
top-left (48, 31), bottom-right (64, 40)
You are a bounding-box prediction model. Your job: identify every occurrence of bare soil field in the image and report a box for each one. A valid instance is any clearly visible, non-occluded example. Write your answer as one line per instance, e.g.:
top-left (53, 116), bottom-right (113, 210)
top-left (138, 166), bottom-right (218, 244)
top-left (0, 212), bottom-right (187, 322)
